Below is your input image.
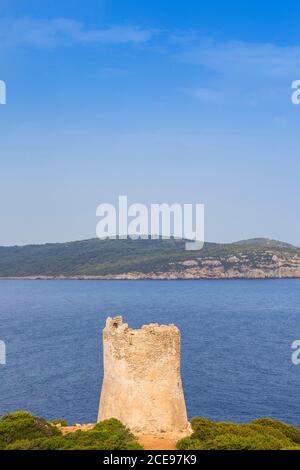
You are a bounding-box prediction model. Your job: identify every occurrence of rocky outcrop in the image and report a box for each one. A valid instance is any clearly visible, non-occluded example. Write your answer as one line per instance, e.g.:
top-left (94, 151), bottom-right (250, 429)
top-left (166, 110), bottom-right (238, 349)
top-left (94, 252), bottom-right (300, 279)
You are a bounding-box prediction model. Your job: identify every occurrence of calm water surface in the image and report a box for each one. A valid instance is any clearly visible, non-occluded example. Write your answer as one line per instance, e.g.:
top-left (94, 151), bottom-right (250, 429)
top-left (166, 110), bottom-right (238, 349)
top-left (0, 280), bottom-right (299, 426)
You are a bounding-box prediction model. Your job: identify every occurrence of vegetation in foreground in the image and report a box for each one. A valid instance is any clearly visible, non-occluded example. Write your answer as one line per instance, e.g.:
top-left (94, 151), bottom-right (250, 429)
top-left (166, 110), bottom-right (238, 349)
top-left (177, 417), bottom-right (300, 450)
top-left (0, 412), bottom-right (142, 450)
top-left (2, 411), bottom-right (300, 450)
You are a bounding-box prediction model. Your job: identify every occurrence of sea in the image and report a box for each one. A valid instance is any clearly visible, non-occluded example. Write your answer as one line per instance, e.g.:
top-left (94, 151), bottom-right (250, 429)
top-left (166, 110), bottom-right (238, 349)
top-left (0, 279), bottom-right (300, 426)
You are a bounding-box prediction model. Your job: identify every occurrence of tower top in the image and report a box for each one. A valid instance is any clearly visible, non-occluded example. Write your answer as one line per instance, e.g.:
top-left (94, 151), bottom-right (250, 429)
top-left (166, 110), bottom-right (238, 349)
top-left (105, 315), bottom-right (179, 335)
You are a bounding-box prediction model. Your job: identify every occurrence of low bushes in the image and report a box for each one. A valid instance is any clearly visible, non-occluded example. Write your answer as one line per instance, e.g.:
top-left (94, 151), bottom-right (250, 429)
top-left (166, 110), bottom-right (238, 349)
top-left (0, 412), bottom-right (142, 450)
top-left (177, 416), bottom-right (300, 450)
top-left (2, 411), bottom-right (299, 451)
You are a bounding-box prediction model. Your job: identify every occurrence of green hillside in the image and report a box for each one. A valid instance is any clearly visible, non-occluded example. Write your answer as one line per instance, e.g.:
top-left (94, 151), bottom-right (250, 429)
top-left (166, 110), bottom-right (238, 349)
top-left (0, 237), bottom-right (299, 278)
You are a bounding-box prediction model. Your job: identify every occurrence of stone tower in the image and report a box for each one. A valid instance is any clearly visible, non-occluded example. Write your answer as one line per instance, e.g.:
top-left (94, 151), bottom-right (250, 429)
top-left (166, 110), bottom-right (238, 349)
top-left (98, 316), bottom-right (190, 436)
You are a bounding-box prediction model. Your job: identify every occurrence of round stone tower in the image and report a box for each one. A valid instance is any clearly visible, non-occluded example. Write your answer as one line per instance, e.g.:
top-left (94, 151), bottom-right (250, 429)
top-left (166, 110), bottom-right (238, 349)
top-left (98, 316), bottom-right (190, 436)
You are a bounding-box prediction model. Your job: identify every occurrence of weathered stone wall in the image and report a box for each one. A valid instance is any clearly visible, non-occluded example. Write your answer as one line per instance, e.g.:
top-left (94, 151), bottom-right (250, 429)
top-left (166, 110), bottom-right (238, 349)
top-left (98, 316), bottom-right (190, 435)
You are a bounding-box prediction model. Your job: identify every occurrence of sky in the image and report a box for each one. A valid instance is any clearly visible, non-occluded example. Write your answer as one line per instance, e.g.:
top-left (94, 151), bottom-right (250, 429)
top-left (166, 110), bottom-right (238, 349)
top-left (0, 0), bottom-right (299, 246)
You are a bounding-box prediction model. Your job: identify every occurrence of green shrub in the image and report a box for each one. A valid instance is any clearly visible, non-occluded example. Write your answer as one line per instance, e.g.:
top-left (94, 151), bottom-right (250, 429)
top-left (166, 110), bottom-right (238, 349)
top-left (177, 416), bottom-right (300, 451)
top-left (251, 418), bottom-right (300, 445)
top-left (65, 419), bottom-right (143, 450)
top-left (0, 411), bottom-right (60, 449)
top-left (5, 439), bottom-right (34, 450)
top-left (0, 412), bottom-right (142, 450)
top-left (6, 436), bottom-right (75, 450)
top-left (176, 437), bottom-right (201, 450)
top-left (198, 433), bottom-right (288, 451)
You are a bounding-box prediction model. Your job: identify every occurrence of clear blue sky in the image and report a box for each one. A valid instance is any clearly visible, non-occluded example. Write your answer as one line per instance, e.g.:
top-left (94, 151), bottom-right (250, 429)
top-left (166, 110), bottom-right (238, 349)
top-left (0, 0), bottom-right (299, 246)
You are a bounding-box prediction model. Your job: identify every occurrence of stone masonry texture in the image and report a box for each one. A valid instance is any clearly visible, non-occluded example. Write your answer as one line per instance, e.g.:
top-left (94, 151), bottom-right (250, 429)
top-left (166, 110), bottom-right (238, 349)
top-left (98, 316), bottom-right (190, 435)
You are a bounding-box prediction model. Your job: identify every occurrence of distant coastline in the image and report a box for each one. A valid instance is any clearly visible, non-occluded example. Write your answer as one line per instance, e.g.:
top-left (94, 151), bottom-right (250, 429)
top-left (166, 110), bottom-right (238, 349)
top-left (1, 274), bottom-right (300, 281)
top-left (0, 237), bottom-right (299, 280)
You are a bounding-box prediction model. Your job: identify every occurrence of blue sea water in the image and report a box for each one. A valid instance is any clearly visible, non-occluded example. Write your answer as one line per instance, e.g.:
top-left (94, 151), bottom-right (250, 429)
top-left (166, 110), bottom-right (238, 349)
top-left (0, 279), bottom-right (300, 426)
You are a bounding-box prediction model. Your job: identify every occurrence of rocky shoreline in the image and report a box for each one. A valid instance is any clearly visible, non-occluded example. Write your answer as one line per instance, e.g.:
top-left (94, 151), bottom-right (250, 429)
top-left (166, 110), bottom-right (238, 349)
top-left (1, 269), bottom-right (300, 281)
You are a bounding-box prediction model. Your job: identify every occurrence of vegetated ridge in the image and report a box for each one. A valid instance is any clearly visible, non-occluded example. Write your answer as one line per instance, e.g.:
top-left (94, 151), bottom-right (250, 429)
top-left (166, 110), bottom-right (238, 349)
top-left (0, 237), bottom-right (299, 279)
